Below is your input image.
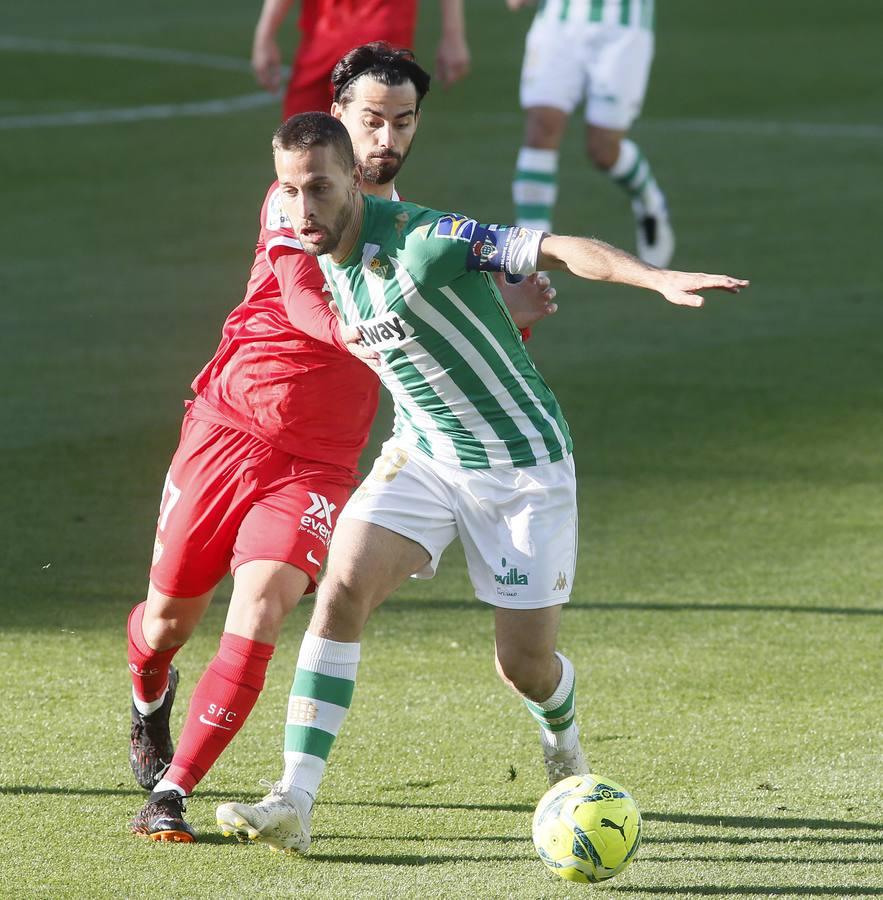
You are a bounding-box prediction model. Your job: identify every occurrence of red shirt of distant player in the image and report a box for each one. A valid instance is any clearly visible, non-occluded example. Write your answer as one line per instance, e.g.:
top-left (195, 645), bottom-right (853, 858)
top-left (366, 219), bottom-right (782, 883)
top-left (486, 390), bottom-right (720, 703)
top-left (190, 181), bottom-right (378, 474)
top-left (285, 0), bottom-right (419, 118)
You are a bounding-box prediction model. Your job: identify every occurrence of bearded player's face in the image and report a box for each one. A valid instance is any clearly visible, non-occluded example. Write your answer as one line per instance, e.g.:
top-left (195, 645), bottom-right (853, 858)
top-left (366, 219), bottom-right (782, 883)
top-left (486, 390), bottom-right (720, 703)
top-left (332, 78), bottom-right (420, 185)
top-left (274, 144), bottom-right (360, 256)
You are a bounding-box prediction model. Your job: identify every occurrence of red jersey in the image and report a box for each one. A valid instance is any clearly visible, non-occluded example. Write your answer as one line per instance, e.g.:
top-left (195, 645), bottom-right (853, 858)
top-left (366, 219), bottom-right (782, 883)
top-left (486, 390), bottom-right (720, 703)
top-left (296, 0), bottom-right (418, 70)
top-left (190, 182), bottom-right (379, 473)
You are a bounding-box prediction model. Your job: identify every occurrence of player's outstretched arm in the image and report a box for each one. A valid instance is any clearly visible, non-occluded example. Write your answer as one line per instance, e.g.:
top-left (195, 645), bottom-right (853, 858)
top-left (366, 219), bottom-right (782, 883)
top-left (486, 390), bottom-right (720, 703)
top-left (538, 235), bottom-right (749, 308)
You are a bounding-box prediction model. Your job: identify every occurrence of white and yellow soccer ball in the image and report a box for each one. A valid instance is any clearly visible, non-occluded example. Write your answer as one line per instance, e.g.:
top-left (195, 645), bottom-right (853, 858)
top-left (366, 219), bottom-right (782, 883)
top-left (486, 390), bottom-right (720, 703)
top-left (532, 774), bottom-right (642, 883)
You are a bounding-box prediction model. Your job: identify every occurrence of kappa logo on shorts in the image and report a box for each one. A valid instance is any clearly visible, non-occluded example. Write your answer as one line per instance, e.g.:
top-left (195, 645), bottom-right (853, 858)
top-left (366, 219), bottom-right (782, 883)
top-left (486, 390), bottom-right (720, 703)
top-left (553, 571), bottom-right (568, 591)
top-left (300, 492), bottom-right (336, 544)
top-left (152, 537), bottom-right (164, 565)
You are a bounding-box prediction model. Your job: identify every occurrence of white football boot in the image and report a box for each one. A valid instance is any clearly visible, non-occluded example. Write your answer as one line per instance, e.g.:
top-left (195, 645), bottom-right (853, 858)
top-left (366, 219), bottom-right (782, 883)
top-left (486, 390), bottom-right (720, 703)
top-left (633, 198), bottom-right (675, 269)
top-left (542, 728), bottom-right (591, 787)
top-left (216, 780), bottom-right (312, 853)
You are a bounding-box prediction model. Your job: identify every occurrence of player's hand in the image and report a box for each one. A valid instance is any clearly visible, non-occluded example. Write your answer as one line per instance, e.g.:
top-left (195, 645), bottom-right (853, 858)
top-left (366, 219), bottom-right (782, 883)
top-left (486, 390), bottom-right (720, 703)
top-left (331, 300), bottom-right (381, 370)
top-left (657, 272), bottom-right (749, 308)
top-left (252, 35), bottom-right (283, 92)
top-left (506, 0), bottom-right (536, 10)
top-left (497, 272), bottom-right (558, 329)
top-left (435, 33), bottom-right (471, 88)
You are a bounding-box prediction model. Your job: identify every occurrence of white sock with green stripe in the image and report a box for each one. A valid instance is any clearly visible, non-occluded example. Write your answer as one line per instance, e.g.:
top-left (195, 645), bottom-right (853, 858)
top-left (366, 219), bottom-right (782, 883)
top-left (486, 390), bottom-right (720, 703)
top-left (281, 632), bottom-right (360, 800)
top-left (609, 138), bottom-right (666, 214)
top-left (524, 652), bottom-right (579, 752)
top-left (513, 146), bottom-right (559, 231)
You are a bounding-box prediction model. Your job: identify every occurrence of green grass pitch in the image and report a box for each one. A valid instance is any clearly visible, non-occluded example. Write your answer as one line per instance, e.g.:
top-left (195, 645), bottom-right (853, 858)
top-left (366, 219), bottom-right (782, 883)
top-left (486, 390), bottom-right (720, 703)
top-left (1, 1), bottom-right (882, 896)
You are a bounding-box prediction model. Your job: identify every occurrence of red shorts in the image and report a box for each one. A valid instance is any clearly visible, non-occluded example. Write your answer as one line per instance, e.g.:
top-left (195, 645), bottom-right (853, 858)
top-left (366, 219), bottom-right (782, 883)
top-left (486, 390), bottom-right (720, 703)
top-left (149, 414), bottom-right (356, 598)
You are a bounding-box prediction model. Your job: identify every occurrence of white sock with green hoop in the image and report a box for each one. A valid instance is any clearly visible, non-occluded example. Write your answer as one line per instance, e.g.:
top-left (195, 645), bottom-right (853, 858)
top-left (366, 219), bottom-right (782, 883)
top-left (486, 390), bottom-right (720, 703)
top-left (609, 138), bottom-right (666, 213)
top-left (523, 652), bottom-right (579, 753)
top-left (513, 146), bottom-right (559, 231)
top-left (281, 632), bottom-right (360, 800)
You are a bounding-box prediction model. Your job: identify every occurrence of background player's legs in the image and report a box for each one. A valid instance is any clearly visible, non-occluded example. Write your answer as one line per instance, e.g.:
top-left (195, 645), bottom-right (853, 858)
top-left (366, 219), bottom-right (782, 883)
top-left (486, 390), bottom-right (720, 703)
top-left (585, 25), bottom-right (673, 266)
top-left (494, 605), bottom-right (589, 786)
top-left (513, 106), bottom-right (568, 232)
top-left (153, 560), bottom-right (310, 797)
top-left (217, 519), bottom-right (430, 852)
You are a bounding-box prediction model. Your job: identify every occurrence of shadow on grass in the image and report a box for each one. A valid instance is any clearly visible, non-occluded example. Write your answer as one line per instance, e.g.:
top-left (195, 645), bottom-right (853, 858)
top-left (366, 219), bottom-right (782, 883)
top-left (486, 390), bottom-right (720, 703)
top-left (324, 801), bottom-right (883, 835)
top-left (608, 889), bottom-right (883, 896)
top-left (643, 811), bottom-right (883, 832)
top-left (0, 784), bottom-right (233, 801)
top-left (380, 599), bottom-right (883, 617)
top-left (639, 854), bottom-right (883, 865)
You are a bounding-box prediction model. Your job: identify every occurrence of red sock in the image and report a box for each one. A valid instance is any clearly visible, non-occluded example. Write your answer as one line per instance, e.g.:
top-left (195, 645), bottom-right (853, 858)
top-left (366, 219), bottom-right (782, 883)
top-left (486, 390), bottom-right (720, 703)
top-left (164, 632), bottom-right (274, 794)
top-left (127, 601), bottom-right (180, 702)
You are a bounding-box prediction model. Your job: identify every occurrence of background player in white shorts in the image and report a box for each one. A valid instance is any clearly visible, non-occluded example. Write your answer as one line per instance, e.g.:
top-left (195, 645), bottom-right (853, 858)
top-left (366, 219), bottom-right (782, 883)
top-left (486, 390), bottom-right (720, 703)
top-left (508, 0), bottom-right (674, 267)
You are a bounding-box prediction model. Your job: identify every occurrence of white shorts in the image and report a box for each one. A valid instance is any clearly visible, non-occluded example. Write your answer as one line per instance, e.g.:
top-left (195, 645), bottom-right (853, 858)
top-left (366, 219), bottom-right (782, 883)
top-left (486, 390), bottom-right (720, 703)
top-left (340, 442), bottom-right (578, 610)
top-left (519, 19), bottom-right (654, 130)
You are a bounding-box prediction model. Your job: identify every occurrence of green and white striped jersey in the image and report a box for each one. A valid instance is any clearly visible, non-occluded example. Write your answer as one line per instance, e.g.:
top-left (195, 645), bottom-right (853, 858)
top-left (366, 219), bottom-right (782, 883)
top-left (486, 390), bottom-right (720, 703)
top-left (535, 0), bottom-right (655, 30)
top-left (318, 195), bottom-right (572, 470)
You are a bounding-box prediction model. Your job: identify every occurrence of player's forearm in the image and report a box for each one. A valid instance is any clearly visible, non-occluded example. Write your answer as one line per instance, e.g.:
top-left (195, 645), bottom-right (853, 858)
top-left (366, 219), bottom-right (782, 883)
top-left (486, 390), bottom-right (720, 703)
top-left (538, 234), bottom-right (666, 292)
top-left (439, 0), bottom-right (466, 37)
top-left (255, 0), bottom-right (296, 39)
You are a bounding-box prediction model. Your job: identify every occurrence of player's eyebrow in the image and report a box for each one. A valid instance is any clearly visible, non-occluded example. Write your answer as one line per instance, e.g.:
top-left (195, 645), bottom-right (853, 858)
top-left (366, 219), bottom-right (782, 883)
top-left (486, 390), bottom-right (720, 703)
top-left (361, 105), bottom-right (415, 120)
top-left (280, 175), bottom-right (332, 190)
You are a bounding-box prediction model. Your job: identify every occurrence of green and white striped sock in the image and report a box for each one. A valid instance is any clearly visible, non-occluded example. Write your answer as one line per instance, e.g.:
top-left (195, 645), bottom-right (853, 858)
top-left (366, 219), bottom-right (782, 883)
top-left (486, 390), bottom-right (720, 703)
top-left (524, 652), bottom-right (578, 752)
top-left (281, 632), bottom-right (360, 799)
top-left (609, 138), bottom-right (665, 214)
top-left (513, 146), bottom-right (559, 231)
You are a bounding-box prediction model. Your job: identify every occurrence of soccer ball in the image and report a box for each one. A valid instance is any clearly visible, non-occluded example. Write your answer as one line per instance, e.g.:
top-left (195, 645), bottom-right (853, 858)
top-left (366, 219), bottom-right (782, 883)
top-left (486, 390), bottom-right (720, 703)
top-left (532, 774), bottom-right (642, 883)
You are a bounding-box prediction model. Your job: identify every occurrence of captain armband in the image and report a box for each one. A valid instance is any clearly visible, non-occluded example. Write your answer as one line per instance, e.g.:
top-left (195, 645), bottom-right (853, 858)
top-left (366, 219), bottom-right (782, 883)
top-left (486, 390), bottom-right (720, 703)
top-left (464, 224), bottom-right (543, 277)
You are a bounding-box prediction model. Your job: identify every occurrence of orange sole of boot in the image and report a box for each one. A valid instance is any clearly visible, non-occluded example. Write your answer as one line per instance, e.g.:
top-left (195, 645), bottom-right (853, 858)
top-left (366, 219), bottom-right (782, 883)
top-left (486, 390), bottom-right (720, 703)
top-left (148, 830), bottom-right (195, 843)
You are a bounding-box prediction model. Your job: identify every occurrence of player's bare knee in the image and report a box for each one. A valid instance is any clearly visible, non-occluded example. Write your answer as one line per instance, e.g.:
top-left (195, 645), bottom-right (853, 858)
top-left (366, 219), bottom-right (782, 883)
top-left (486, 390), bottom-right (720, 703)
top-left (495, 647), bottom-right (555, 699)
top-left (585, 129), bottom-right (622, 171)
top-left (524, 106), bottom-right (567, 150)
top-left (143, 585), bottom-right (210, 647)
top-left (311, 571), bottom-right (377, 637)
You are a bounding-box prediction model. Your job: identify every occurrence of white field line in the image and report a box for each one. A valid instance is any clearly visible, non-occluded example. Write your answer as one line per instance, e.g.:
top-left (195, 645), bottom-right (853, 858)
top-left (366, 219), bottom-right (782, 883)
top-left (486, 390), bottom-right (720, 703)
top-left (479, 110), bottom-right (883, 141)
top-left (0, 36), bottom-right (281, 128)
top-left (1, 36), bottom-right (880, 139)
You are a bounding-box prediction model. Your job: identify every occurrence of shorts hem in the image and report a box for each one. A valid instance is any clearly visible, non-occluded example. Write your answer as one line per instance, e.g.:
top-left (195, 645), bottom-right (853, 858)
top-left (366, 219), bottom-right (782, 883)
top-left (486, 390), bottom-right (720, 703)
top-left (230, 555), bottom-right (318, 594)
top-left (474, 593), bottom-right (571, 610)
top-left (340, 509), bottom-right (437, 577)
top-left (521, 96), bottom-right (577, 116)
top-left (148, 574), bottom-right (220, 600)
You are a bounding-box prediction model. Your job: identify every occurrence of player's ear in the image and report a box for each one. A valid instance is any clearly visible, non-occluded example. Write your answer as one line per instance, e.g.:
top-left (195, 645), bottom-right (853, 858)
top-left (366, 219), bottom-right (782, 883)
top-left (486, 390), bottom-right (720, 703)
top-left (352, 163), bottom-right (363, 191)
top-left (330, 101), bottom-right (343, 121)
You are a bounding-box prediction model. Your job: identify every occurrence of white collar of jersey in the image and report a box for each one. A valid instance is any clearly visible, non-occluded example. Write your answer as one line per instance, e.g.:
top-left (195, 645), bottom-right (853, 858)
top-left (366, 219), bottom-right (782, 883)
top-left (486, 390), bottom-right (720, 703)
top-left (391, 187), bottom-right (400, 201)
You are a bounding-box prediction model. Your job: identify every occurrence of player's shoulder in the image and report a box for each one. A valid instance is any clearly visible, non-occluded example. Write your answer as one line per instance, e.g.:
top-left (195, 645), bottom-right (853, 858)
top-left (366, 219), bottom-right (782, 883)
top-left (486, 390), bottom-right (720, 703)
top-left (366, 195), bottom-right (468, 244)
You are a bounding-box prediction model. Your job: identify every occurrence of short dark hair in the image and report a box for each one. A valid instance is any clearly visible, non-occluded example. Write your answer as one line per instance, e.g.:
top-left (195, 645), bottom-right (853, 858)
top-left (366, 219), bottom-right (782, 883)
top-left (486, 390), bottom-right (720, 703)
top-left (331, 42), bottom-right (431, 109)
top-left (272, 111), bottom-right (356, 171)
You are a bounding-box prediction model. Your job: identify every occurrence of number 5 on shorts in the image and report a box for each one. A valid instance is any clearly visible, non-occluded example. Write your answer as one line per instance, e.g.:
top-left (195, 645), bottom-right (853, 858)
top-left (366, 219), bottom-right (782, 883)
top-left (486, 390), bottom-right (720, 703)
top-left (158, 470), bottom-right (182, 532)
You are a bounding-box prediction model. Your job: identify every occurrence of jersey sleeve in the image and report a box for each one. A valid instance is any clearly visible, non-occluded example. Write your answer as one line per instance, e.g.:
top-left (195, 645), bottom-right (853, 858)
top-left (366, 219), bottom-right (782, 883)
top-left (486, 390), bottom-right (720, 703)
top-left (260, 183), bottom-right (349, 353)
top-left (403, 211), bottom-right (544, 287)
